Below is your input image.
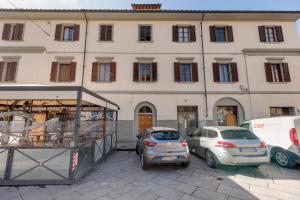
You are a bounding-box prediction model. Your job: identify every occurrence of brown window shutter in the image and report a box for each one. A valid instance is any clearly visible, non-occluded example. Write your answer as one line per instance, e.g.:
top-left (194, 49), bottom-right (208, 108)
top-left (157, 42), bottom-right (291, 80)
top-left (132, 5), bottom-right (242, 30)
top-left (73, 24), bottom-right (80, 41)
top-left (264, 63), bottom-right (273, 82)
top-left (5, 62), bottom-right (17, 82)
top-left (15, 24), bottom-right (24, 40)
top-left (55, 24), bottom-right (62, 41)
top-left (0, 62), bottom-right (4, 81)
top-left (190, 26), bottom-right (196, 42)
top-left (174, 62), bottom-right (180, 82)
top-left (276, 26), bottom-right (284, 42)
top-left (283, 63), bottom-right (291, 82)
top-left (133, 62), bottom-right (139, 82)
top-left (69, 62), bottom-right (76, 81)
top-left (110, 62), bottom-right (116, 82)
top-left (227, 26), bottom-right (234, 42)
top-left (152, 62), bottom-right (157, 82)
top-left (213, 63), bottom-right (220, 82)
top-left (230, 63), bottom-right (239, 82)
top-left (172, 25), bottom-right (178, 42)
top-left (209, 26), bottom-right (216, 42)
top-left (192, 63), bottom-right (198, 82)
top-left (50, 62), bottom-right (58, 82)
top-left (258, 26), bottom-right (266, 42)
top-left (91, 62), bottom-right (99, 82)
top-left (2, 23), bottom-right (11, 40)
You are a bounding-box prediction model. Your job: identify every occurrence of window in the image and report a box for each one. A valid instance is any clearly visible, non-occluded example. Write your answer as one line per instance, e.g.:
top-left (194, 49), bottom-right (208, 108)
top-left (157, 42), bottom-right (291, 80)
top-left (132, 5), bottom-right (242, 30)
top-left (0, 61), bottom-right (18, 82)
top-left (221, 130), bottom-right (258, 140)
top-left (270, 107), bottom-right (295, 117)
top-left (265, 27), bottom-right (277, 42)
top-left (63, 26), bottom-right (74, 41)
top-left (50, 62), bottom-right (76, 82)
top-left (213, 63), bottom-right (238, 83)
top-left (215, 27), bottom-right (226, 42)
top-left (240, 123), bottom-right (250, 130)
top-left (265, 63), bottom-right (290, 83)
top-left (172, 25), bottom-right (196, 42)
top-left (139, 25), bottom-right (152, 42)
top-left (91, 62), bottom-right (116, 82)
top-left (179, 64), bottom-right (192, 82)
top-left (55, 24), bottom-right (79, 41)
top-left (177, 106), bottom-right (198, 136)
top-left (2, 23), bottom-right (24, 41)
top-left (218, 64), bottom-right (231, 82)
top-left (178, 27), bottom-right (191, 42)
top-left (99, 25), bottom-right (113, 41)
top-left (259, 26), bottom-right (284, 43)
top-left (133, 62), bottom-right (157, 82)
top-left (139, 63), bottom-right (152, 82)
top-left (98, 63), bottom-right (111, 82)
top-left (210, 26), bottom-right (234, 42)
top-left (207, 130), bottom-right (218, 138)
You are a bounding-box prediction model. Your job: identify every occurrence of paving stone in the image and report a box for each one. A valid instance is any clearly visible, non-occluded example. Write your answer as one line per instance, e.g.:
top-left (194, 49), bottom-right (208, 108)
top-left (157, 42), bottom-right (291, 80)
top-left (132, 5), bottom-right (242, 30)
top-left (1, 152), bottom-right (300, 200)
top-left (180, 194), bottom-right (201, 200)
top-left (193, 187), bottom-right (228, 200)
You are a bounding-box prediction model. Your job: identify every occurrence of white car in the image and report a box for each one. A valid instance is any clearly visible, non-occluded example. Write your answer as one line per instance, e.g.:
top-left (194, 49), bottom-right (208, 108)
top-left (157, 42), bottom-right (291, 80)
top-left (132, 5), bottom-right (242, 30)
top-left (241, 116), bottom-right (300, 168)
top-left (186, 126), bottom-right (270, 168)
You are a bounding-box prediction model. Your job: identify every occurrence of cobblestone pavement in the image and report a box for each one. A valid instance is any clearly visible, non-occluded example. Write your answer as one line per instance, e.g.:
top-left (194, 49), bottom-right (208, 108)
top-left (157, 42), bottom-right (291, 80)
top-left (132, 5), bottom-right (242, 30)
top-left (1, 151), bottom-right (300, 200)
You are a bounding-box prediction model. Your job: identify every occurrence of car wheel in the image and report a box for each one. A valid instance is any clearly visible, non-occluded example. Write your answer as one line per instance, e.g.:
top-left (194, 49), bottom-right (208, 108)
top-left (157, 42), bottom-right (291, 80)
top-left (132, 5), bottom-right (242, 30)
top-left (181, 161), bottom-right (190, 168)
top-left (273, 149), bottom-right (295, 168)
top-left (206, 149), bottom-right (217, 168)
top-left (141, 153), bottom-right (150, 170)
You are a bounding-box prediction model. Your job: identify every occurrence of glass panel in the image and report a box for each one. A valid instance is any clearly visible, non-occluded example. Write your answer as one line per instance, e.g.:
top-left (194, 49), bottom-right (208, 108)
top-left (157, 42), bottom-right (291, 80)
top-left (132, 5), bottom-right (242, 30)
top-left (105, 63), bottom-right (111, 81)
top-left (10, 149), bottom-right (70, 180)
top-left (215, 28), bottom-right (226, 42)
top-left (177, 106), bottom-right (198, 137)
top-left (221, 130), bottom-right (258, 140)
top-left (63, 26), bottom-right (74, 41)
top-left (180, 64), bottom-right (185, 81)
top-left (151, 131), bottom-right (180, 140)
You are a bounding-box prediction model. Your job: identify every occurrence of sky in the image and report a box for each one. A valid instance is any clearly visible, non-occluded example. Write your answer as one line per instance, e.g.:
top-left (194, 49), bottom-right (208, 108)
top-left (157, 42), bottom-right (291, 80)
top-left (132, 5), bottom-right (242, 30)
top-left (0, 0), bottom-right (299, 36)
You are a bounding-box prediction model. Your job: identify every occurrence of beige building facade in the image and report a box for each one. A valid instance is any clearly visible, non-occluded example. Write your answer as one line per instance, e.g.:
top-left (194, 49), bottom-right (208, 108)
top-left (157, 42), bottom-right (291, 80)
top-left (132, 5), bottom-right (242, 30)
top-left (0, 5), bottom-right (300, 142)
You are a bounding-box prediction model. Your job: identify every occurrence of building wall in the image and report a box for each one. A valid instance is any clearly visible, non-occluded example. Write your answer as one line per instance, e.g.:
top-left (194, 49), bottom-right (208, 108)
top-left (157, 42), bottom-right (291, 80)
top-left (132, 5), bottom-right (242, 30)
top-left (0, 15), bottom-right (300, 142)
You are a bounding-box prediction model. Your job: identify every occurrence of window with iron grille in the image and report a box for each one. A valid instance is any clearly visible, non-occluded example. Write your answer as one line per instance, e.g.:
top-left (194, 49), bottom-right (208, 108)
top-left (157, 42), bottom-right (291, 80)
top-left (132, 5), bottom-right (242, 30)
top-left (139, 25), bottom-right (152, 42)
top-left (270, 107), bottom-right (295, 117)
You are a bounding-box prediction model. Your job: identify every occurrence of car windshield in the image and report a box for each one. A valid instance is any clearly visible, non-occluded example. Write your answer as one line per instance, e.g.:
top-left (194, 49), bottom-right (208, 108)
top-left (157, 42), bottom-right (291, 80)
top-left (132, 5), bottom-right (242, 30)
top-left (221, 129), bottom-right (258, 140)
top-left (151, 131), bottom-right (180, 140)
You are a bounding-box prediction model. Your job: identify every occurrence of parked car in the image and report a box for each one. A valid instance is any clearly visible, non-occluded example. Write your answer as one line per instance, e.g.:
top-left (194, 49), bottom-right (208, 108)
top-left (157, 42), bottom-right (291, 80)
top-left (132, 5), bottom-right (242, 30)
top-left (186, 126), bottom-right (270, 168)
top-left (136, 127), bottom-right (190, 169)
top-left (241, 116), bottom-right (300, 168)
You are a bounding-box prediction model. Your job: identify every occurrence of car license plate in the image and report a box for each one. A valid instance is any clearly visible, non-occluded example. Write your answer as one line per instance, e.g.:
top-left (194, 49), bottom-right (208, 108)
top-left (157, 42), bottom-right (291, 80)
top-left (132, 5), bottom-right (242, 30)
top-left (240, 148), bottom-right (257, 152)
top-left (162, 156), bottom-right (177, 161)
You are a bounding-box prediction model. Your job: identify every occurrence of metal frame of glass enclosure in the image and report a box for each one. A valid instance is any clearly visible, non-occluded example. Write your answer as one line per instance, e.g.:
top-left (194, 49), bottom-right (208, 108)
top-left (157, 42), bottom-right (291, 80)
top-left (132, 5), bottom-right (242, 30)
top-left (0, 86), bottom-right (119, 185)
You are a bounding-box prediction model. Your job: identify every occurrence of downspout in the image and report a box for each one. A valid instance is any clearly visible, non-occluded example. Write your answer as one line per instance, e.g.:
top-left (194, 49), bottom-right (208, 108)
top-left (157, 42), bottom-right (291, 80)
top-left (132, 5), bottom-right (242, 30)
top-left (81, 10), bottom-right (88, 87)
top-left (243, 52), bottom-right (254, 119)
top-left (200, 12), bottom-right (208, 125)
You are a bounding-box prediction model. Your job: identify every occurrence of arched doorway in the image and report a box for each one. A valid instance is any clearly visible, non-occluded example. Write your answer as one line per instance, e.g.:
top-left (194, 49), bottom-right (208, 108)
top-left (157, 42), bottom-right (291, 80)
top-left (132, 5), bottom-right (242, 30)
top-left (134, 102), bottom-right (157, 136)
top-left (213, 97), bottom-right (245, 126)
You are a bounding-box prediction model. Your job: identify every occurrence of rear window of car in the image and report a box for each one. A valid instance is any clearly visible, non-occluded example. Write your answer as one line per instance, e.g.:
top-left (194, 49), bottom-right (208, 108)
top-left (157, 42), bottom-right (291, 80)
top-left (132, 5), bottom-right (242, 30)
top-left (221, 129), bottom-right (258, 140)
top-left (151, 131), bottom-right (180, 140)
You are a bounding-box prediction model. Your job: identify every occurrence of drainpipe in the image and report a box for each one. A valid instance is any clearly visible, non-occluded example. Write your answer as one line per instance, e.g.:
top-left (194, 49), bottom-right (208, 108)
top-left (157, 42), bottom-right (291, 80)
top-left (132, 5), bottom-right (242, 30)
top-left (200, 12), bottom-right (208, 125)
top-left (81, 10), bottom-right (88, 87)
top-left (243, 52), bottom-right (254, 119)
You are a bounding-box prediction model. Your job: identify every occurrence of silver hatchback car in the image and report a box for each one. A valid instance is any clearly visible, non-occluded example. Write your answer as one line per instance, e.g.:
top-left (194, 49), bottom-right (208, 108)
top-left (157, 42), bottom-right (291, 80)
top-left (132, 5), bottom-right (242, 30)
top-left (186, 126), bottom-right (270, 168)
top-left (136, 127), bottom-right (190, 169)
